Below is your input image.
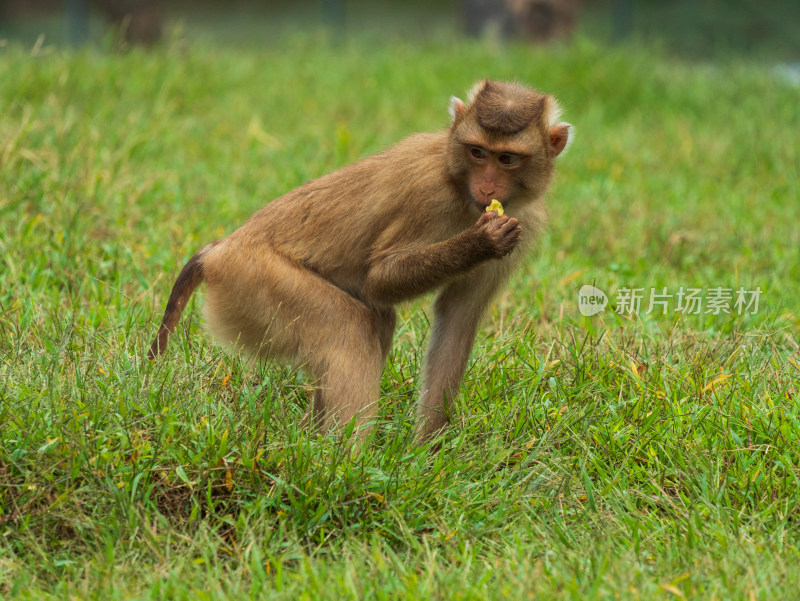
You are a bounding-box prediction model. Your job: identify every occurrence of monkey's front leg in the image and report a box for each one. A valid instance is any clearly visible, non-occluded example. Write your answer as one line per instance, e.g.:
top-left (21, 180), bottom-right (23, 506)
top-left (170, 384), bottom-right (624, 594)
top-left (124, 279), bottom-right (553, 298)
top-left (415, 265), bottom-right (509, 442)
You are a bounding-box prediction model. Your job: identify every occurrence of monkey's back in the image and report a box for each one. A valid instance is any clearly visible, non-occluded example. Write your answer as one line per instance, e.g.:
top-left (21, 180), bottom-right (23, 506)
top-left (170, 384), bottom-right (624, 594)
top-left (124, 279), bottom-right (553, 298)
top-left (207, 131), bottom-right (473, 300)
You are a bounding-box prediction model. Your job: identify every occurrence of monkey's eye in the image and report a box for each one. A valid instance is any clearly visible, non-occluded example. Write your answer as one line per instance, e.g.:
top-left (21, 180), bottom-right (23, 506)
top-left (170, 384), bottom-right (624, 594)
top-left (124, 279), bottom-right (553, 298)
top-left (469, 146), bottom-right (487, 160)
top-left (498, 153), bottom-right (519, 166)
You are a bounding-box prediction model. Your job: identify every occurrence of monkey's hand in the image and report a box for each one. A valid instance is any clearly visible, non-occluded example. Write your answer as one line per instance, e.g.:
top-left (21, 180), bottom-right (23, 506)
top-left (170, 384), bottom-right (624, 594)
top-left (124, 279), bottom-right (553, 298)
top-left (473, 212), bottom-right (521, 259)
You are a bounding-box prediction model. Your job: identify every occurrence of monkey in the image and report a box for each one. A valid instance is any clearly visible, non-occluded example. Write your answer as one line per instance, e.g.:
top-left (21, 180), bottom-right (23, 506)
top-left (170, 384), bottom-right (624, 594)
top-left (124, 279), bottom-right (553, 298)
top-left (93, 0), bottom-right (164, 48)
top-left (462, 0), bottom-right (580, 43)
top-left (148, 79), bottom-right (571, 442)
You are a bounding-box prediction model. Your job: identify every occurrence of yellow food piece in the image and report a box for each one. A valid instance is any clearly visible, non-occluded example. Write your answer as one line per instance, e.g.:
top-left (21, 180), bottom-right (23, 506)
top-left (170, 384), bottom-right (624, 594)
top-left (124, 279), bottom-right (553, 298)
top-left (485, 199), bottom-right (504, 216)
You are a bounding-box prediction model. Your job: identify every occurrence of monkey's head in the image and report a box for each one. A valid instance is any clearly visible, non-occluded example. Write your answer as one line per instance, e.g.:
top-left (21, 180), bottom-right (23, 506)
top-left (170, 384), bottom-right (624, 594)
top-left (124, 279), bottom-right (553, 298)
top-left (447, 79), bottom-right (570, 212)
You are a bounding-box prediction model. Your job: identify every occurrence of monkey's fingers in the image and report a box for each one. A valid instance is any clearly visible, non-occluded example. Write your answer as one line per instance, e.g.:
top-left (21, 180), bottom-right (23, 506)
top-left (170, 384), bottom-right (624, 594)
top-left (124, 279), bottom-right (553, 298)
top-left (476, 211), bottom-right (497, 226)
top-left (499, 217), bottom-right (519, 230)
top-left (499, 218), bottom-right (521, 238)
top-left (491, 216), bottom-right (520, 235)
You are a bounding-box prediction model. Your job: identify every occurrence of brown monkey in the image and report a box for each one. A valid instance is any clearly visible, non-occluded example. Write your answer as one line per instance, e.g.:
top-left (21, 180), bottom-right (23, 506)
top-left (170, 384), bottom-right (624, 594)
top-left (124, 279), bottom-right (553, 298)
top-left (462, 0), bottom-right (580, 43)
top-left (148, 80), bottom-right (571, 442)
top-left (93, 0), bottom-right (164, 48)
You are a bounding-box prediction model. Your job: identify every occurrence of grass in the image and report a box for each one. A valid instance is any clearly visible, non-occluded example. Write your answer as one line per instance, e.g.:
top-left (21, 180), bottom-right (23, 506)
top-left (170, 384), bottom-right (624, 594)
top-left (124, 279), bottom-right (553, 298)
top-left (1, 26), bottom-right (800, 600)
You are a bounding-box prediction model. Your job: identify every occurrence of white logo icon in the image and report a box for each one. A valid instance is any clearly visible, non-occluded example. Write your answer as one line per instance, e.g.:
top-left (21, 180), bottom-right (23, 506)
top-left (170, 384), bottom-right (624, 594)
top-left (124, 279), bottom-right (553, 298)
top-left (578, 285), bottom-right (608, 316)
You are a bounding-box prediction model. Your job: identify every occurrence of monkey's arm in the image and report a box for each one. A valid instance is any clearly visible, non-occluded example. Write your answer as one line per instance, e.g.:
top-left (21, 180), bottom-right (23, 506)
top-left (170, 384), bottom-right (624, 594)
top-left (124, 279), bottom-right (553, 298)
top-left (363, 213), bottom-right (519, 306)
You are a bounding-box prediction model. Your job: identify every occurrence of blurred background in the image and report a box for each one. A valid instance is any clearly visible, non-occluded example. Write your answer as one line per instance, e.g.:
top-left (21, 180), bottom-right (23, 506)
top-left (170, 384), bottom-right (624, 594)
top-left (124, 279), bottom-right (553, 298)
top-left (1, 0), bottom-right (799, 61)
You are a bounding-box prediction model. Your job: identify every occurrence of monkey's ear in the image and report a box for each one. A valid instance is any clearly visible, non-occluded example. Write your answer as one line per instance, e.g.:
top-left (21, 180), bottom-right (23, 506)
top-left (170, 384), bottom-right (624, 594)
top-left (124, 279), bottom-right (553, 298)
top-left (449, 96), bottom-right (467, 123)
top-left (549, 123), bottom-right (572, 157)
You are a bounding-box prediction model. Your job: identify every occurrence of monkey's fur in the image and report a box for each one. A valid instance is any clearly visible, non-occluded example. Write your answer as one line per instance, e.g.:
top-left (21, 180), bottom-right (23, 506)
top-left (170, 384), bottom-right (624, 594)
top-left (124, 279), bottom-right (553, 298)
top-left (149, 80), bottom-right (571, 441)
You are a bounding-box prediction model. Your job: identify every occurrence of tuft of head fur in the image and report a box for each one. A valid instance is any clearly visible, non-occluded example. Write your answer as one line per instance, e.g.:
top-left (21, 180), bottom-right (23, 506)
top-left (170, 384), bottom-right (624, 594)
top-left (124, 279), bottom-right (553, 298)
top-left (471, 80), bottom-right (546, 135)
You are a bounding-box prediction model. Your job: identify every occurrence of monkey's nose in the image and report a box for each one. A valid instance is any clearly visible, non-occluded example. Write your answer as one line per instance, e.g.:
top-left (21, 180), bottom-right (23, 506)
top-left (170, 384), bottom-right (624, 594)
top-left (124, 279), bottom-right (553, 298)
top-left (479, 186), bottom-right (496, 201)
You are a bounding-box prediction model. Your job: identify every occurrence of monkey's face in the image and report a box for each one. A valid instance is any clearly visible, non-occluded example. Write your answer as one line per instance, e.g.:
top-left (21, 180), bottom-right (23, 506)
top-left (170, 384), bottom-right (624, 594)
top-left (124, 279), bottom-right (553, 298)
top-left (452, 126), bottom-right (569, 213)
top-left (448, 80), bottom-right (571, 213)
top-left (461, 141), bottom-right (531, 210)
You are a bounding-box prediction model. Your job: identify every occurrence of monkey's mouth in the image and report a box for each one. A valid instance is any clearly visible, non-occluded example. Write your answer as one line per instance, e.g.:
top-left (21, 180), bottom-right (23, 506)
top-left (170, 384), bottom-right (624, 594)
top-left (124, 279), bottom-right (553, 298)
top-left (470, 195), bottom-right (490, 209)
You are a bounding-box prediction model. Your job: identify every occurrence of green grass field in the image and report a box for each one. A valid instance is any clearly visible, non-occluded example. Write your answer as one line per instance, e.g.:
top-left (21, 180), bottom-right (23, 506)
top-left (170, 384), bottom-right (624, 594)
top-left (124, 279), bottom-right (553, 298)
top-left (1, 27), bottom-right (799, 600)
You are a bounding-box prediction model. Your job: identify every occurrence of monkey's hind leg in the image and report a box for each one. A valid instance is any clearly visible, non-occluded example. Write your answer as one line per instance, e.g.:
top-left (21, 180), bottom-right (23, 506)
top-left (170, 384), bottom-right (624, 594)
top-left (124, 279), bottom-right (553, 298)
top-left (203, 247), bottom-right (393, 437)
top-left (302, 306), bottom-right (396, 437)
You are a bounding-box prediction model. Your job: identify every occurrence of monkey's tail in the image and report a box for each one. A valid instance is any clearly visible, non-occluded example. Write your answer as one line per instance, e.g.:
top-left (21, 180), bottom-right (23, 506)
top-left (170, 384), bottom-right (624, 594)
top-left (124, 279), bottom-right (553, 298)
top-left (147, 245), bottom-right (212, 360)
